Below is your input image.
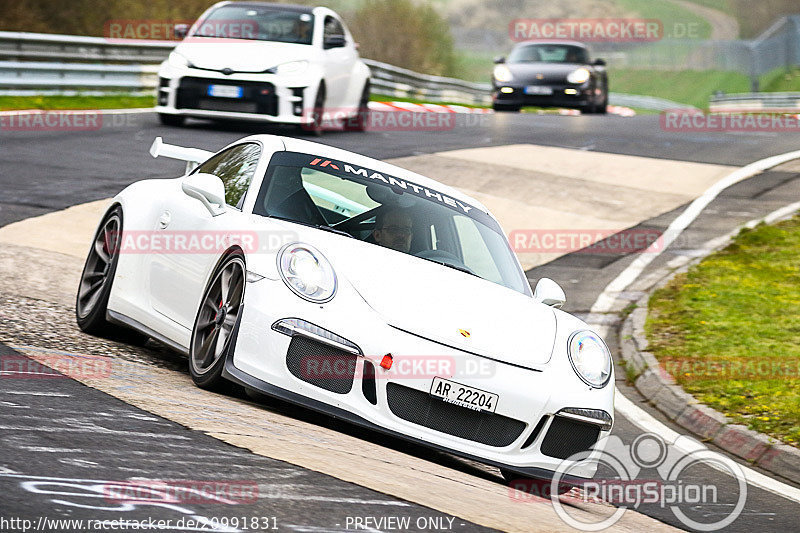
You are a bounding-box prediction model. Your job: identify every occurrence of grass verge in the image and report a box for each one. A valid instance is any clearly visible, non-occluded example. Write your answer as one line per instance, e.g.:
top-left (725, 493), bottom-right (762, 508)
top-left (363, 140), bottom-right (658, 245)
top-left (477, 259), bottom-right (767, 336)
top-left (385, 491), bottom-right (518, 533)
top-left (0, 94), bottom-right (156, 111)
top-left (646, 214), bottom-right (800, 445)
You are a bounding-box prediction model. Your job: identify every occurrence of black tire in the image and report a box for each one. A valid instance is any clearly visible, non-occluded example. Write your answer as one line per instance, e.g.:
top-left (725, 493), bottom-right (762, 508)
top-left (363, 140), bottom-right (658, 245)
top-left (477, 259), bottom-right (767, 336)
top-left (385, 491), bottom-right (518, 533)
top-left (500, 469), bottom-right (575, 496)
top-left (344, 81), bottom-right (370, 132)
top-left (492, 103), bottom-right (520, 112)
top-left (158, 113), bottom-right (185, 127)
top-left (597, 97), bottom-right (608, 115)
top-left (76, 206), bottom-right (123, 334)
top-left (76, 207), bottom-right (149, 343)
top-left (189, 252), bottom-right (246, 391)
top-left (307, 84), bottom-right (326, 136)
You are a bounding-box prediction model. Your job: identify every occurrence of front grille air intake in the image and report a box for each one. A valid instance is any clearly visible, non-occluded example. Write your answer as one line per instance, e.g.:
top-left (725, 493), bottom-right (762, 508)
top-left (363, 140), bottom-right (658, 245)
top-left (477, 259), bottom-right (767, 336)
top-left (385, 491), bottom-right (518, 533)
top-left (386, 383), bottom-right (526, 447)
top-left (285, 336), bottom-right (358, 394)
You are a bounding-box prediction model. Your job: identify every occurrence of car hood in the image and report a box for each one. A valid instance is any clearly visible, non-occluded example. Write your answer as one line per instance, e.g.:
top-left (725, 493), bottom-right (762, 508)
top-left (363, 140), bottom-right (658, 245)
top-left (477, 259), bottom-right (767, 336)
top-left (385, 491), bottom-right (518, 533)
top-left (324, 239), bottom-right (557, 369)
top-left (175, 39), bottom-right (312, 72)
top-left (507, 62), bottom-right (584, 83)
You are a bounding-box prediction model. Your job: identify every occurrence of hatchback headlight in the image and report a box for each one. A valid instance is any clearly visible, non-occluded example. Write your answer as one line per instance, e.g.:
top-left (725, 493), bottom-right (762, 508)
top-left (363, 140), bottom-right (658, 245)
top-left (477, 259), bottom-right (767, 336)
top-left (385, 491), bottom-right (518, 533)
top-left (568, 330), bottom-right (612, 388)
top-left (493, 64), bottom-right (513, 82)
top-left (278, 243), bottom-right (337, 303)
top-left (276, 60), bottom-right (309, 76)
top-left (567, 68), bottom-right (591, 84)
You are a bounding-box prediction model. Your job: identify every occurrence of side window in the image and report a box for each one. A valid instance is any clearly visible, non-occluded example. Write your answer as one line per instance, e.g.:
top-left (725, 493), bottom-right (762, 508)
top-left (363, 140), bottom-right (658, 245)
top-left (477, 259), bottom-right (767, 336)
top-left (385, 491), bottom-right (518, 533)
top-left (195, 143), bottom-right (261, 208)
top-left (323, 15), bottom-right (345, 46)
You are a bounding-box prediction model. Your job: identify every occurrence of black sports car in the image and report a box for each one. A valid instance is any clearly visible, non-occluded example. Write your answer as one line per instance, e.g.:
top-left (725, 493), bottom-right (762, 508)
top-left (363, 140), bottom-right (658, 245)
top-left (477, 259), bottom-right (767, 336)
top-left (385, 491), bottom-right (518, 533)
top-left (491, 40), bottom-right (608, 114)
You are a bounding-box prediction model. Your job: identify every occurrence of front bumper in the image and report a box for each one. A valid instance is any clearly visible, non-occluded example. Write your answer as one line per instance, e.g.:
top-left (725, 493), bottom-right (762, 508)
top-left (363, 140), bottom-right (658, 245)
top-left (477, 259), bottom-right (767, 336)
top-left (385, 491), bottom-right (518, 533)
top-left (492, 83), bottom-right (593, 109)
top-left (155, 66), bottom-right (316, 124)
top-left (229, 276), bottom-right (614, 480)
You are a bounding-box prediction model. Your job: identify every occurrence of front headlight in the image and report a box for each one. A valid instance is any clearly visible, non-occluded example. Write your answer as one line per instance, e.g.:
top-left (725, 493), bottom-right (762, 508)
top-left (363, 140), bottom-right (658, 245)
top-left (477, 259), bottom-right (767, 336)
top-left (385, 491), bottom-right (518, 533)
top-left (276, 60), bottom-right (309, 76)
top-left (568, 330), bottom-right (612, 388)
top-left (278, 243), bottom-right (337, 303)
top-left (567, 68), bottom-right (591, 84)
top-left (493, 64), bottom-right (513, 82)
top-left (168, 51), bottom-right (190, 69)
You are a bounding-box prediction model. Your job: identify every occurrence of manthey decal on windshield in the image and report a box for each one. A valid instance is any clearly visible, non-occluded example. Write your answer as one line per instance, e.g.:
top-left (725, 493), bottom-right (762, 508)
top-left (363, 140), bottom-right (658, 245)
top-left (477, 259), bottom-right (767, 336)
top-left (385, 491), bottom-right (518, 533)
top-left (309, 157), bottom-right (475, 216)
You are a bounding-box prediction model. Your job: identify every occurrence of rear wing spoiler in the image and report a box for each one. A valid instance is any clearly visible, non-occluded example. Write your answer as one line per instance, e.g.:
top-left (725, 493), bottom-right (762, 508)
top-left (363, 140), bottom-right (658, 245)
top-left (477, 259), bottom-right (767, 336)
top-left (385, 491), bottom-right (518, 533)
top-left (150, 137), bottom-right (214, 173)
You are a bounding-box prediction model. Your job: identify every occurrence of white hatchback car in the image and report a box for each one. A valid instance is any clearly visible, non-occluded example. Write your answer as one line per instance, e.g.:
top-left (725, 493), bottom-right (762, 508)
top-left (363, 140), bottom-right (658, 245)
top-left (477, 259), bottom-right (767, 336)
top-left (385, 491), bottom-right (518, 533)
top-left (155, 2), bottom-right (371, 133)
top-left (76, 135), bottom-right (614, 486)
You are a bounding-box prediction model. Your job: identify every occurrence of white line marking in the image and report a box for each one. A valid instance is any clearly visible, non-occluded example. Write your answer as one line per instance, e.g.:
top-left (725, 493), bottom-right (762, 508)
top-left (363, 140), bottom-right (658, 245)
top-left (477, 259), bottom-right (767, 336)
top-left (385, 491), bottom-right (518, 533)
top-left (1, 391), bottom-right (71, 397)
top-left (616, 393), bottom-right (800, 504)
top-left (0, 425), bottom-right (190, 439)
top-left (590, 148), bottom-right (800, 319)
top-left (0, 108), bottom-right (154, 117)
top-left (586, 149), bottom-right (800, 503)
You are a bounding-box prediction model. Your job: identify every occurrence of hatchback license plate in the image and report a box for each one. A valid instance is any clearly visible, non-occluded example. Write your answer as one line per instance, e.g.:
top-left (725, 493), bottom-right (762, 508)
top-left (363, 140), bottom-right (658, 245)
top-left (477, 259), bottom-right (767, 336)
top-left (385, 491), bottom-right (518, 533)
top-left (208, 85), bottom-right (244, 98)
top-left (430, 377), bottom-right (498, 413)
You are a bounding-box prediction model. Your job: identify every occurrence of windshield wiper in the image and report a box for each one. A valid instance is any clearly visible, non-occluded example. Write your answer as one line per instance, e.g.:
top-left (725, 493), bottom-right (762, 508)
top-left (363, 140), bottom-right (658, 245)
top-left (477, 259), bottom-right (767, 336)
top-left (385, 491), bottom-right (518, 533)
top-left (311, 224), bottom-right (354, 239)
top-left (420, 257), bottom-right (478, 278)
top-left (268, 216), bottom-right (354, 239)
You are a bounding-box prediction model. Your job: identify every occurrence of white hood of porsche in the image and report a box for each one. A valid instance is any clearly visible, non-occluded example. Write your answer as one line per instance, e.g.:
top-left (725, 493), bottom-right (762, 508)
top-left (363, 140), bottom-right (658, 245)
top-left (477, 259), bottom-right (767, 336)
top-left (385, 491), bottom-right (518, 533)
top-left (175, 38), bottom-right (312, 72)
top-left (325, 240), bottom-right (557, 369)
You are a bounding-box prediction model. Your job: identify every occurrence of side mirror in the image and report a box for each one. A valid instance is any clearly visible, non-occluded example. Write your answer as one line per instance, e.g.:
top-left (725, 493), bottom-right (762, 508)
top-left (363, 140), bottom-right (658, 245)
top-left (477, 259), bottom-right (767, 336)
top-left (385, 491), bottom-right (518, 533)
top-left (593, 58), bottom-right (606, 66)
top-left (493, 55), bottom-right (506, 64)
top-left (182, 173), bottom-right (226, 216)
top-left (533, 278), bottom-right (566, 308)
top-left (324, 35), bottom-right (346, 49)
top-left (174, 24), bottom-right (190, 40)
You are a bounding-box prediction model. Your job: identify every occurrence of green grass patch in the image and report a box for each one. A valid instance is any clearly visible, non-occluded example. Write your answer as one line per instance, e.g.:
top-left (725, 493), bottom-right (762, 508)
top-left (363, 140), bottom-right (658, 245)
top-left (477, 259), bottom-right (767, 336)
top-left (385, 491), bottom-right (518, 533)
top-left (614, 0), bottom-right (712, 39)
top-left (760, 66), bottom-right (800, 93)
top-left (609, 68), bottom-right (751, 108)
top-left (370, 93), bottom-right (489, 108)
top-left (0, 94), bottom-right (156, 111)
top-left (646, 215), bottom-right (800, 445)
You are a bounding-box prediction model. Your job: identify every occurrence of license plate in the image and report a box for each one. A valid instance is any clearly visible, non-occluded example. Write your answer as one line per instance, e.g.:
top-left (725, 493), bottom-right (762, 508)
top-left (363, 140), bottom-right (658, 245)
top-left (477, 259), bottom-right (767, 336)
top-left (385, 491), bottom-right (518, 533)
top-left (207, 85), bottom-right (243, 98)
top-left (430, 377), bottom-right (498, 413)
top-left (525, 86), bottom-right (553, 95)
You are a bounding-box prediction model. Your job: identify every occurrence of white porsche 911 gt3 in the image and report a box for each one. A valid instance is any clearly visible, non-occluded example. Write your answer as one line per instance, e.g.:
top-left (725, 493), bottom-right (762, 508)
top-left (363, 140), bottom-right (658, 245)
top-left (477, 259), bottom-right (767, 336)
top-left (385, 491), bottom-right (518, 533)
top-left (155, 2), bottom-right (371, 133)
top-left (76, 134), bottom-right (614, 484)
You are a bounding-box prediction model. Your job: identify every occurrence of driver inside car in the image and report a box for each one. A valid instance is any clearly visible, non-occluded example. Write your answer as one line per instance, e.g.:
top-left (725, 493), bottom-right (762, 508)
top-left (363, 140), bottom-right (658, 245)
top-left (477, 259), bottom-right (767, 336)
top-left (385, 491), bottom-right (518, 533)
top-left (372, 208), bottom-right (413, 253)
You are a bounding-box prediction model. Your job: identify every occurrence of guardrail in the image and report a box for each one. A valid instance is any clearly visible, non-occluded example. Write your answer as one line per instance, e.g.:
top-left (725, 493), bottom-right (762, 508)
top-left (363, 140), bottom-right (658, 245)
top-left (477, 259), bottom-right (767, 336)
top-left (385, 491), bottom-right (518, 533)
top-left (710, 92), bottom-right (800, 113)
top-left (0, 30), bottom-right (695, 110)
top-left (0, 30), bottom-right (492, 105)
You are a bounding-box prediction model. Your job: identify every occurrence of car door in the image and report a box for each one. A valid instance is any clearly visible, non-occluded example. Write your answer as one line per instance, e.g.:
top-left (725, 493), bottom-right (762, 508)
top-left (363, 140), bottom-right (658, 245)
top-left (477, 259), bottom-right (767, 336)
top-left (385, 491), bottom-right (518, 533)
top-left (148, 142), bottom-right (262, 329)
top-left (321, 15), bottom-right (355, 108)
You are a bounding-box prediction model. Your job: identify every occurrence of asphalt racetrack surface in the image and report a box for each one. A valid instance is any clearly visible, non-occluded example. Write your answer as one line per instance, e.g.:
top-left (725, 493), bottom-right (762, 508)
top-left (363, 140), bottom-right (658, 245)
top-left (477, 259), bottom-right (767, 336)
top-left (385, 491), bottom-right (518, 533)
top-left (2, 110), bottom-right (800, 532)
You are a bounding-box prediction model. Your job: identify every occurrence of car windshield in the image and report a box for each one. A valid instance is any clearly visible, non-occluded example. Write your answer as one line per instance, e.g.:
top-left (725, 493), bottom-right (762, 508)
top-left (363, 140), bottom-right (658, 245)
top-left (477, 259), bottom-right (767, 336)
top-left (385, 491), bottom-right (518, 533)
top-left (253, 152), bottom-right (531, 296)
top-left (192, 5), bottom-right (314, 44)
top-left (508, 44), bottom-right (588, 64)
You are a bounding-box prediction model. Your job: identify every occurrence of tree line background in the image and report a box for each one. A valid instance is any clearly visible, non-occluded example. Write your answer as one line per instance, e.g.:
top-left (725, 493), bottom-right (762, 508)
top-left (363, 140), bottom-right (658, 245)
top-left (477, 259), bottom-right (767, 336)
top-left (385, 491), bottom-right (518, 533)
top-left (0, 0), bottom-right (459, 76)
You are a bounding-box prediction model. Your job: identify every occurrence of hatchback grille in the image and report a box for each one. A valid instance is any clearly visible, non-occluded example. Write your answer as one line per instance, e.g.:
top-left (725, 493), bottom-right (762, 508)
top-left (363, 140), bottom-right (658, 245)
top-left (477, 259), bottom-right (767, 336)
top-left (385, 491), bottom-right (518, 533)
top-left (386, 383), bottom-right (526, 447)
top-left (176, 77), bottom-right (278, 116)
